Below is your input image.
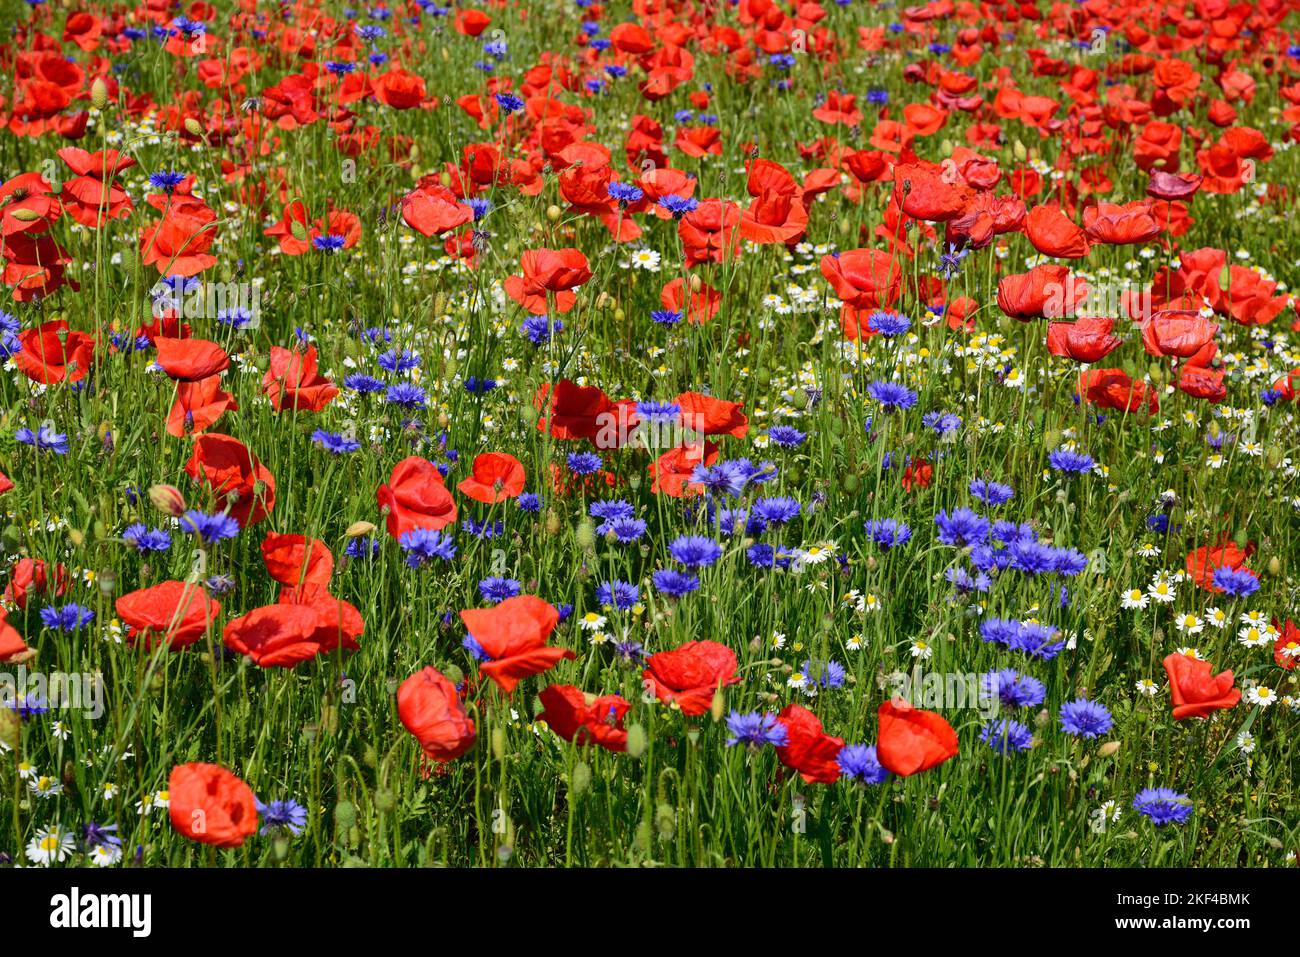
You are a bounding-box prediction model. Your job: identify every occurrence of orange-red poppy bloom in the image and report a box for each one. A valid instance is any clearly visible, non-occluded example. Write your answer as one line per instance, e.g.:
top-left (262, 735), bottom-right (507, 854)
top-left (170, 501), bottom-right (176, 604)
top-left (538, 684), bottom-right (632, 752)
top-left (461, 595), bottom-right (573, 694)
top-left (876, 699), bottom-right (959, 776)
top-left (376, 455), bottom-right (457, 537)
top-left (774, 703), bottom-right (845, 784)
top-left (457, 452), bottom-right (526, 504)
top-left (168, 763), bottom-right (259, 848)
top-left (641, 640), bottom-right (740, 715)
top-left (1162, 652), bottom-right (1241, 720)
top-left (397, 666), bottom-right (477, 761)
top-left (116, 580), bottom-right (221, 651)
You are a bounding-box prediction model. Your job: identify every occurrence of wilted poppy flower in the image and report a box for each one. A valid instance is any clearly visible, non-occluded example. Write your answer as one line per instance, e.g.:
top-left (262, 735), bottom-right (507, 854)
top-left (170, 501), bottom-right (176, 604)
top-left (154, 337), bottom-right (230, 381)
top-left (461, 595), bottom-right (573, 694)
top-left (262, 346), bottom-right (338, 412)
top-left (185, 434), bottom-right (276, 527)
top-left (538, 684), bottom-right (632, 752)
top-left (116, 580), bottom-right (220, 651)
top-left (223, 603), bottom-right (322, 667)
top-left (876, 699), bottom-right (959, 776)
top-left (14, 319), bottom-right (95, 384)
top-left (168, 763), bottom-right (259, 848)
top-left (377, 456), bottom-right (457, 538)
top-left (457, 452), bottom-right (526, 504)
top-left (504, 248), bottom-right (592, 314)
top-left (261, 533), bottom-right (334, 588)
top-left (641, 640), bottom-right (740, 715)
top-left (397, 666), bottom-right (477, 761)
top-left (1162, 652), bottom-right (1241, 720)
top-left (774, 703), bottom-right (845, 784)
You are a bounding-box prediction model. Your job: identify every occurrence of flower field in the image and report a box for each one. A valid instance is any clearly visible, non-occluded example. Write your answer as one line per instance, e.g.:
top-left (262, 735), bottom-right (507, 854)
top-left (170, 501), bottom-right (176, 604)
top-left (1, 0), bottom-right (1299, 869)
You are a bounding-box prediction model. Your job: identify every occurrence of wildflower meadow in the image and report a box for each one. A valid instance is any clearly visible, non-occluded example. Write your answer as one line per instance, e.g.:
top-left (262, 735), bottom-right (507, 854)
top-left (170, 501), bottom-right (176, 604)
top-left (1, 0), bottom-right (1299, 876)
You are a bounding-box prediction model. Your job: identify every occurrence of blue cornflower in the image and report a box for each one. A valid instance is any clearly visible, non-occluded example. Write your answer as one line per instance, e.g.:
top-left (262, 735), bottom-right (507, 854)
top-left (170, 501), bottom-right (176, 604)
top-left (652, 568), bottom-right (700, 597)
top-left (311, 429), bottom-right (361, 454)
top-left (179, 510), bottom-right (240, 543)
top-left (590, 499), bottom-right (635, 523)
top-left (1052, 548), bottom-right (1089, 576)
top-left (461, 518), bottom-right (504, 539)
top-left (346, 536), bottom-right (380, 559)
top-left (1133, 788), bottom-right (1193, 826)
top-left (479, 577), bottom-right (522, 603)
top-left (344, 373), bottom-right (387, 394)
top-left (981, 669), bottom-right (1046, 709)
top-left (1011, 622), bottom-right (1066, 660)
top-left (980, 719), bottom-right (1033, 754)
top-left (838, 744), bottom-right (889, 784)
top-left (596, 580), bottom-right (640, 610)
top-left (803, 659), bottom-right (846, 689)
top-left (867, 380), bottom-right (918, 410)
top-left (256, 798), bottom-right (308, 836)
top-left (1008, 538), bottom-right (1058, 575)
top-left (934, 507), bottom-right (990, 547)
top-left (1059, 698), bottom-right (1113, 739)
top-left (567, 452), bottom-right (602, 475)
top-left (122, 524), bottom-right (171, 553)
top-left (608, 182), bottom-right (644, 205)
top-left (947, 565), bottom-right (992, 594)
top-left (866, 310), bottom-right (910, 336)
top-left (979, 618), bottom-right (1022, 646)
top-left (463, 377), bottom-right (498, 395)
top-left (634, 400), bottom-right (680, 424)
top-left (657, 194), bottom-right (699, 218)
top-left (312, 234), bottom-right (347, 252)
top-left (614, 639), bottom-right (645, 662)
top-left (1048, 448), bottom-right (1095, 474)
top-left (521, 314), bottom-right (561, 344)
top-left (767, 425), bottom-right (806, 447)
top-left (15, 425), bottom-right (69, 454)
top-left (494, 92), bottom-right (524, 113)
top-left (148, 171), bottom-right (187, 193)
top-left (40, 603), bottom-right (95, 632)
top-left (969, 479), bottom-right (1014, 507)
top-left (399, 528), bottom-right (456, 567)
top-left (751, 496), bottom-right (801, 526)
top-left (517, 493), bottom-right (541, 512)
top-left (651, 309), bottom-right (683, 326)
top-left (865, 518), bottom-right (912, 549)
top-left (668, 535), bottom-right (723, 568)
top-left (385, 382), bottom-right (427, 408)
top-left (462, 635), bottom-right (490, 662)
top-left (605, 517), bottom-right (647, 543)
top-left (866, 87), bottom-right (889, 105)
top-left (691, 461), bottom-right (749, 497)
top-left (377, 348), bottom-right (420, 374)
top-left (921, 411), bottom-right (962, 435)
top-left (1211, 566), bottom-right (1260, 597)
top-left (725, 711), bottom-right (788, 748)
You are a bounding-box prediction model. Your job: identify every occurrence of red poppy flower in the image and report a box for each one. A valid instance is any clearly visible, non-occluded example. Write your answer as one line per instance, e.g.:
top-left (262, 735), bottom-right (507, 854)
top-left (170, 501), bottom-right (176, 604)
top-left (738, 159), bottom-right (808, 245)
top-left (185, 434), bottom-right (276, 527)
top-left (1046, 317), bottom-right (1122, 363)
top-left (650, 440), bottom-right (720, 497)
top-left (263, 200), bottom-right (312, 256)
top-left (538, 684), bottom-right (632, 752)
top-left (454, 8), bottom-right (491, 36)
top-left (1024, 203), bottom-right (1091, 259)
top-left (1273, 620), bottom-right (1299, 671)
top-left (901, 457), bottom-right (933, 491)
top-left (13, 319), bottom-right (95, 384)
top-left (0, 172), bottom-right (60, 237)
top-left (457, 452), bottom-right (526, 504)
top-left (641, 640), bottom-right (740, 716)
top-left (461, 595), bottom-right (573, 694)
top-left (277, 585), bottom-right (364, 655)
top-left (4, 558), bottom-right (71, 610)
top-left (876, 699), bottom-right (958, 776)
top-left (397, 666), bottom-right (477, 762)
top-left (373, 68), bottom-right (427, 110)
top-left (169, 763), bottom-right (259, 848)
top-left (504, 248), bottom-right (592, 314)
top-left (533, 379), bottom-right (615, 441)
top-left (1141, 310), bottom-right (1218, 358)
top-left (812, 90), bottom-right (862, 126)
top-left (679, 199), bottom-right (743, 268)
top-left (401, 178), bottom-right (474, 237)
top-left (0, 232), bottom-right (76, 302)
top-left (1146, 171), bottom-right (1201, 201)
top-left (261, 533), bottom-right (334, 588)
top-left (376, 456), bottom-right (457, 538)
top-left (57, 147), bottom-right (136, 228)
top-left (1162, 652), bottom-right (1241, 720)
top-left (1185, 541), bottom-right (1253, 591)
top-left (116, 580), bottom-right (221, 651)
top-left (140, 205), bottom-right (219, 277)
top-left (262, 345), bottom-right (338, 412)
top-left (0, 471), bottom-right (11, 495)
top-left (893, 162), bottom-right (974, 222)
top-left (224, 603), bottom-right (323, 667)
top-left (154, 337), bottom-right (230, 381)
top-left (0, 610), bottom-right (29, 663)
top-left (661, 276), bottom-right (722, 324)
top-left (774, 704), bottom-right (846, 784)
top-left (168, 375), bottom-right (238, 437)
top-left (675, 391), bottom-right (748, 439)
top-left (997, 265), bottom-right (1087, 320)
top-left (1078, 368), bottom-right (1159, 414)
top-left (1082, 200), bottom-right (1161, 245)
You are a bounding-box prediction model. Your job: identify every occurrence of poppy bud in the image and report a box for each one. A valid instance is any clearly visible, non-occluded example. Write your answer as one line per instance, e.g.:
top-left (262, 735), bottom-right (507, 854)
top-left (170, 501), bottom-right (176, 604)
top-left (1043, 429), bottom-right (1061, 450)
top-left (91, 77), bottom-right (109, 110)
top-left (374, 788), bottom-right (396, 813)
top-left (334, 800), bottom-right (357, 832)
top-left (546, 204), bottom-right (562, 222)
top-left (68, 529), bottom-right (84, 547)
top-left (1098, 741), bottom-right (1121, 758)
top-left (345, 520), bottom-right (376, 538)
top-left (625, 723), bottom-right (647, 759)
top-left (1267, 446), bottom-right (1283, 468)
top-left (8, 208), bottom-right (41, 223)
top-left (0, 708), bottom-right (19, 751)
top-left (148, 483), bottom-right (187, 517)
top-left (2, 525), bottom-right (19, 550)
top-left (570, 760), bottom-right (591, 795)
top-left (1268, 556), bottom-right (1281, 576)
top-left (1012, 139), bottom-right (1027, 161)
top-left (545, 511), bottom-right (562, 536)
top-left (273, 836), bottom-right (290, 861)
top-left (575, 519), bottom-right (596, 552)
top-left (710, 687), bottom-right (725, 721)
top-left (97, 568), bottom-right (116, 595)
top-left (491, 726), bottom-right (506, 759)
top-left (614, 308), bottom-right (626, 322)
top-left (184, 117), bottom-right (204, 138)
top-left (655, 802), bottom-right (676, 840)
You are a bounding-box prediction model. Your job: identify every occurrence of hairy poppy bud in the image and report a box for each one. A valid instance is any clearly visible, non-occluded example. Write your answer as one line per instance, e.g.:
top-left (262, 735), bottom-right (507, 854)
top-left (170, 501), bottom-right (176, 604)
top-left (8, 207), bottom-right (41, 223)
top-left (345, 520), bottom-right (376, 538)
top-left (184, 117), bottom-right (204, 138)
top-left (575, 519), bottom-right (596, 552)
top-left (148, 483), bottom-right (187, 517)
top-left (91, 77), bottom-right (109, 110)
top-left (1098, 741), bottom-right (1120, 758)
top-left (373, 788), bottom-right (396, 814)
top-left (625, 723), bottom-right (647, 759)
top-left (334, 800), bottom-right (357, 832)
top-left (570, 760), bottom-right (591, 795)
top-left (546, 204), bottom-right (562, 222)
